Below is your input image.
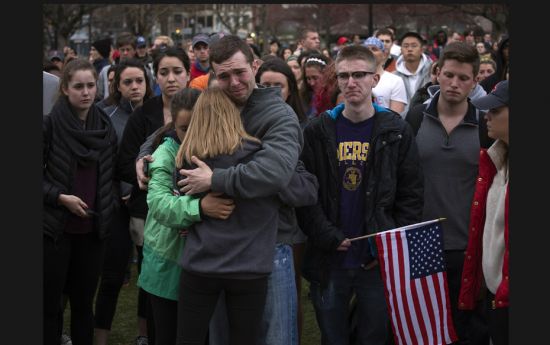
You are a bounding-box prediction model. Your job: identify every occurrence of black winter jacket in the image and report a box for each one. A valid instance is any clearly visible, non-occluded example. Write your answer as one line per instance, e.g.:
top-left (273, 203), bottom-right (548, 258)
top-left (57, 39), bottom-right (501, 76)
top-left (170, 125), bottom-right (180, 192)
top-left (43, 101), bottom-right (118, 241)
top-left (117, 95), bottom-right (165, 218)
top-left (296, 103), bottom-right (424, 286)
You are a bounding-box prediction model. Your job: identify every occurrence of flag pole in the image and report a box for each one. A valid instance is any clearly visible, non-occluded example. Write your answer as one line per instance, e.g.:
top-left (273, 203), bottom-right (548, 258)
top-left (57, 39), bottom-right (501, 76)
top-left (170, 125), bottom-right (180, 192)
top-left (348, 218), bottom-right (447, 242)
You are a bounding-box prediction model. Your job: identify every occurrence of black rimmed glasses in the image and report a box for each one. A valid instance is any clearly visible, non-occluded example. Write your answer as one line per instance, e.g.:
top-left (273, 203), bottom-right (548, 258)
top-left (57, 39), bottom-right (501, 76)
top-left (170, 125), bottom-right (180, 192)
top-left (336, 71), bottom-right (376, 82)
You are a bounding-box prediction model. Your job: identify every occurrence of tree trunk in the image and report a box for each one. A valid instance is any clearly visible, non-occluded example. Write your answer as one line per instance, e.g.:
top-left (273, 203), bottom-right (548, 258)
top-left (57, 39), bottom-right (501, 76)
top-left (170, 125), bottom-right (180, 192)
top-left (260, 5), bottom-right (268, 54)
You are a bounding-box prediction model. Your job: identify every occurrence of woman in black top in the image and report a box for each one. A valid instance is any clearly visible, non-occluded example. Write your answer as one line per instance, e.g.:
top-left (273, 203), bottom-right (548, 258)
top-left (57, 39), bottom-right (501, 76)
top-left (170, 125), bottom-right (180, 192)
top-left (43, 59), bottom-right (117, 345)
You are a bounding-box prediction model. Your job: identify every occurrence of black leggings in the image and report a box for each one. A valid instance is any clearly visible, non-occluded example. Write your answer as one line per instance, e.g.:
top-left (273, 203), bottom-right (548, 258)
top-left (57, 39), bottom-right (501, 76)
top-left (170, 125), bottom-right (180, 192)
top-left (136, 245), bottom-right (156, 344)
top-left (444, 250), bottom-right (489, 344)
top-left (150, 294), bottom-right (178, 345)
top-left (44, 233), bottom-right (104, 345)
top-left (94, 205), bottom-right (132, 330)
top-left (136, 245), bottom-right (149, 318)
top-left (176, 270), bottom-right (268, 345)
top-left (486, 291), bottom-right (508, 345)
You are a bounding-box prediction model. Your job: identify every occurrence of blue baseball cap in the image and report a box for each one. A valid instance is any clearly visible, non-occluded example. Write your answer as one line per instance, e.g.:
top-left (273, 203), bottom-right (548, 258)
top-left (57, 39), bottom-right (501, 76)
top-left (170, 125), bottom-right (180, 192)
top-left (471, 80), bottom-right (509, 110)
top-left (192, 33), bottom-right (210, 48)
top-left (136, 36), bottom-right (147, 48)
top-left (363, 36), bottom-right (385, 52)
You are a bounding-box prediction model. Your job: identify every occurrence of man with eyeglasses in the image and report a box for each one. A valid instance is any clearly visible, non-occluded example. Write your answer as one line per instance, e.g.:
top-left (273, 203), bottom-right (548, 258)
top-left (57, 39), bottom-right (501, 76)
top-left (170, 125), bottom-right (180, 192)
top-left (393, 31), bottom-right (433, 114)
top-left (296, 45), bottom-right (423, 345)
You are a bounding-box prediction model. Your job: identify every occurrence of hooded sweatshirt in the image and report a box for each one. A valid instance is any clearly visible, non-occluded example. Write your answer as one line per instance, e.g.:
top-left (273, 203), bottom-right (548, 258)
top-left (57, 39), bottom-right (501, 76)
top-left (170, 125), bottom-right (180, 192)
top-left (181, 86), bottom-right (303, 279)
top-left (179, 140), bottom-right (281, 279)
top-left (394, 53), bottom-right (433, 107)
top-left (424, 84), bottom-right (487, 105)
top-left (211, 86), bottom-right (303, 198)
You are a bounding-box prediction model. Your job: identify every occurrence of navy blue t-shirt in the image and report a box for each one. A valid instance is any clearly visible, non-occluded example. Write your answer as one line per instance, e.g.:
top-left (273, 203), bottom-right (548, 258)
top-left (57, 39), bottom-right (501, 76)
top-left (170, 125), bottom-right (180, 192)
top-left (334, 114), bottom-right (374, 268)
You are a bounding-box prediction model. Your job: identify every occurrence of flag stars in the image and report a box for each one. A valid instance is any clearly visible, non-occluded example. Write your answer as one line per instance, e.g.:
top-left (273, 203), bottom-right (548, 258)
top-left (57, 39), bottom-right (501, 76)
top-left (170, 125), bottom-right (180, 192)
top-left (408, 224), bottom-right (446, 279)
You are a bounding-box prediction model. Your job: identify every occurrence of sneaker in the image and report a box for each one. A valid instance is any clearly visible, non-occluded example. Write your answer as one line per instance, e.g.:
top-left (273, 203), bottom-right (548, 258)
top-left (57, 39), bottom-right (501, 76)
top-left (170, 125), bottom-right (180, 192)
top-left (60, 333), bottom-right (73, 345)
top-left (135, 336), bottom-right (148, 345)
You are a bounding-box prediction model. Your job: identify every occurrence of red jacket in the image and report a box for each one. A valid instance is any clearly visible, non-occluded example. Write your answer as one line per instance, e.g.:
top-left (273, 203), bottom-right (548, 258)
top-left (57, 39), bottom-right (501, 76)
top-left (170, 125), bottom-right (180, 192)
top-left (458, 149), bottom-right (509, 310)
top-left (189, 61), bottom-right (209, 82)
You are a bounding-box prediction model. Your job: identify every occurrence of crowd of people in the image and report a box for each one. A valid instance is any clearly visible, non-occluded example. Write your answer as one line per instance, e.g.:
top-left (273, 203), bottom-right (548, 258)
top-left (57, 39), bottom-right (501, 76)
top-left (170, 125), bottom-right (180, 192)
top-left (43, 24), bottom-right (509, 345)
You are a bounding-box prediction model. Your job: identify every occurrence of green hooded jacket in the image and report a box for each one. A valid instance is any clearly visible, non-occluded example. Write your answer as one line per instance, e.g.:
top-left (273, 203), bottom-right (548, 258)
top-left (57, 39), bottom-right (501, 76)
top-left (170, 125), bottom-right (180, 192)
top-left (138, 136), bottom-right (201, 300)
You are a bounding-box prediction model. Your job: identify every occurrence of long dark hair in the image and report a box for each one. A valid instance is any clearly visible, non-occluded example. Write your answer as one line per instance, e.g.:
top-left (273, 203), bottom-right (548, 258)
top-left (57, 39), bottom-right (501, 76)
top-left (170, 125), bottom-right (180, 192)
top-left (105, 58), bottom-right (153, 106)
top-left (153, 47), bottom-right (190, 77)
top-left (256, 58), bottom-right (307, 124)
top-left (152, 88), bottom-right (201, 150)
top-left (299, 52), bottom-right (330, 110)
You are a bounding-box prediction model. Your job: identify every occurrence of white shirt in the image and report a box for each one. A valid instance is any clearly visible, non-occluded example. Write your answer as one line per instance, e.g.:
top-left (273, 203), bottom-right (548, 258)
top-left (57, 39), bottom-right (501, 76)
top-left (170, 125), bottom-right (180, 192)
top-left (482, 140), bottom-right (508, 294)
top-left (372, 72), bottom-right (408, 116)
top-left (43, 71), bottom-right (60, 115)
top-left (390, 43), bottom-right (401, 57)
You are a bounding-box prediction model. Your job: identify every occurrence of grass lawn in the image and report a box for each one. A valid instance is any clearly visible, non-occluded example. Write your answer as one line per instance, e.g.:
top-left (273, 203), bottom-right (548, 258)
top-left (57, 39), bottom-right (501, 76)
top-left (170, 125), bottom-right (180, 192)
top-left (65, 263), bottom-right (321, 345)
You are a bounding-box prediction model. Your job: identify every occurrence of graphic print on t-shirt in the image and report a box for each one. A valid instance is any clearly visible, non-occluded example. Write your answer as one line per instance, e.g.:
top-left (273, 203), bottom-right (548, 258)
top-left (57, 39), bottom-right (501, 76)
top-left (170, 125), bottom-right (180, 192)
top-left (338, 141), bottom-right (369, 191)
top-left (335, 115), bottom-right (374, 268)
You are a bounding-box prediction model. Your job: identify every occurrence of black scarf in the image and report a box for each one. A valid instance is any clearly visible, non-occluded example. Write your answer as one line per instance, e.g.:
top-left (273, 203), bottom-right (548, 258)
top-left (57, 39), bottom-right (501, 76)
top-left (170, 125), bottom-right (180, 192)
top-left (50, 96), bottom-right (113, 166)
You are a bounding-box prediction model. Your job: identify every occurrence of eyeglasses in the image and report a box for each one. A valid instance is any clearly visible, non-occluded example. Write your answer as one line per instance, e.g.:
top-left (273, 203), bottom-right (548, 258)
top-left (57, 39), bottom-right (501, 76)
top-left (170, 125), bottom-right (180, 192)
top-left (402, 43), bottom-right (420, 49)
top-left (121, 78), bottom-right (145, 86)
top-left (336, 71), bottom-right (376, 82)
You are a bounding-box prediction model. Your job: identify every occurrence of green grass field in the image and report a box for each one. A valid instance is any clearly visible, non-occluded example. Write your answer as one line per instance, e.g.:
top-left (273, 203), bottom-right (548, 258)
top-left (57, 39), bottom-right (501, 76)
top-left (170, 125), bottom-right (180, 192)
top-left (65, 264), bottom-right (321, 345)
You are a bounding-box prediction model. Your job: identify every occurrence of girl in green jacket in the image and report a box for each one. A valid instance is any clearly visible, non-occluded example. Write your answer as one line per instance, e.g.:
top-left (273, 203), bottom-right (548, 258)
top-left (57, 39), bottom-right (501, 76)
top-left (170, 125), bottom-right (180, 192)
top-left (138, 88), bottom-right (235, 345)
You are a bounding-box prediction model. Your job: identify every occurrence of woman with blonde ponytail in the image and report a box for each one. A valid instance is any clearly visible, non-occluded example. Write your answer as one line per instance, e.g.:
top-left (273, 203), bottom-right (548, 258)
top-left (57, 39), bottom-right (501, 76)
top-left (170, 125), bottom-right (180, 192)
top-left (176, 87), bottom-right (260, 168)
top-left (174, 87), bottom-right (285, 345)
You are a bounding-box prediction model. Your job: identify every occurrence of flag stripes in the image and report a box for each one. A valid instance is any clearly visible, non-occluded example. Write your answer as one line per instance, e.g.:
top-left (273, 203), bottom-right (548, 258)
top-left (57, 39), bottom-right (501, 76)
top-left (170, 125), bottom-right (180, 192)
top-left (375, 222), bottom-right (458, 345)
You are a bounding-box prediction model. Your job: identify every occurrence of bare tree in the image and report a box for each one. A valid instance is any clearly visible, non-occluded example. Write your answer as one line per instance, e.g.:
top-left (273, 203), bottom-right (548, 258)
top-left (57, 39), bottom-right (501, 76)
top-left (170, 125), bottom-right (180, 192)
top-left (43, 4), bottom-right (101, 52)
top-left (42, 4), bottom-right (509, 56)
top-left (258, 5), bottom-right (268, 54)
top-left (320, 3), bottom-right (379, 39)
top-left (213, 4), bottom-right (252, 35)
top-left (442, 4), bottom-right (509, 36)
top-left (371, 4), bottom-right (508, 39)
top-left (91, 5), bottom-right (178, 40)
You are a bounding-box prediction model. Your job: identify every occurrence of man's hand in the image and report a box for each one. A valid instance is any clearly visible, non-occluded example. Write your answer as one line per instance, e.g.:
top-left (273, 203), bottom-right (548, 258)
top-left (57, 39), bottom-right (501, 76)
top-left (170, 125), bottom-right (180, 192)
top-left (178, 156), bottom-right (213, 195)
top-left (136, 155), bottom-right (154, 190)
top-left (200, 192), bottom-right (235, 220)
top-left (361, 260), bottom-right (378, 270)
top-left (336, 238), bottom-right (351, 251)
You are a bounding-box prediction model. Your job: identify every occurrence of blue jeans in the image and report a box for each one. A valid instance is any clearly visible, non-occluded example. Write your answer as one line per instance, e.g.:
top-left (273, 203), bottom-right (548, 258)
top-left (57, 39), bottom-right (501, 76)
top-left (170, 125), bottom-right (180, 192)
top-left (309, 267), bottom-right (389, 345)
top-left (259, 243), bottom-right (298, 345)
top-left (208, 244), bottom-right (298, 345)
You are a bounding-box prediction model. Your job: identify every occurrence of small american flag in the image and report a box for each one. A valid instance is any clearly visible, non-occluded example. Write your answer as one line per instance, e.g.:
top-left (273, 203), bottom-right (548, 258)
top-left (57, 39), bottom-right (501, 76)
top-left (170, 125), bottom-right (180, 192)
top-left (375, 220), bottom-right (458, 345)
